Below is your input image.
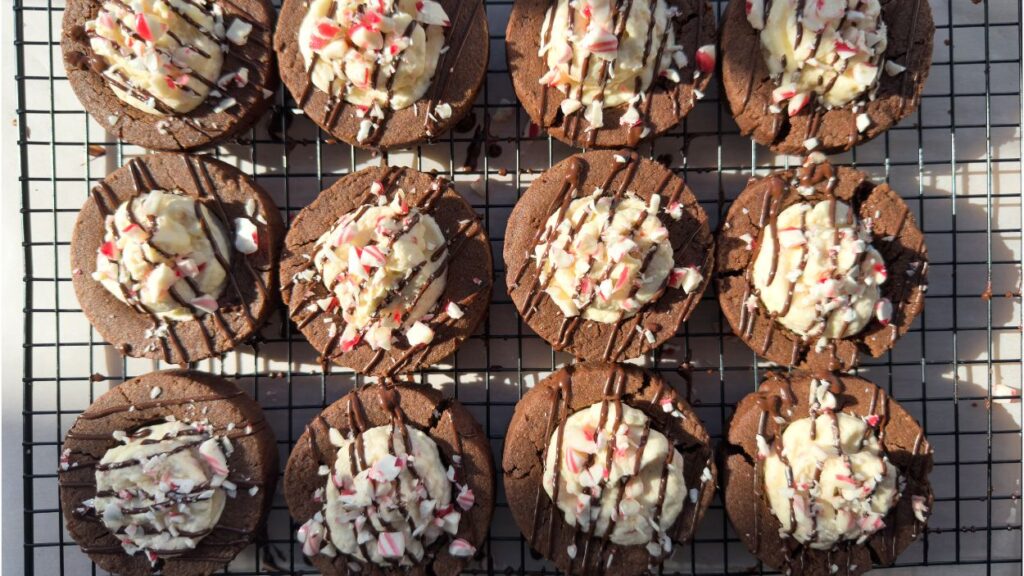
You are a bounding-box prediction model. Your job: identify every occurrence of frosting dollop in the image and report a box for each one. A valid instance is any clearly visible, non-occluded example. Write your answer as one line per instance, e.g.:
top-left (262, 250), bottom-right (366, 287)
top-left (534, 185), bottom-right (700, 324)
top-left (91, 420), bottom-right (232, 561)
top-left (752, 198), bottom-right (888, 346)
top-left (93, 189), bottom-right (231, 322)
top-left (310, 192), bottom-right (447, 351)
top-left (746, 0), bottom-right (889, 111)
top-left (762, 380), bottom-right (899, 549)
top-left (298, 0), bottom-right (449, 134)
top-left (297, 423), bottom-right (475, 565)
top-left (543, 402), bottom-right (685, 554)
top-left (86, 0), bottom-right (235, 115)
top-left (538, 0), bottom-right (690, 131)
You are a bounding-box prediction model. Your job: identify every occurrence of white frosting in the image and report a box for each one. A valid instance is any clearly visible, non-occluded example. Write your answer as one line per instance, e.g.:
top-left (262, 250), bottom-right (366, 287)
top-left (534, 189), bottom-right (674, 324)
top-left (762, 380), bottom-right (899, 548)
top-left (746, 0), bottom-right (888, 110)
top-left (93, 189), bottom-right (231, 322)
top-left (297, 423), bottom-right (472, 566)
top-left (538, 0), bottom-right (684, 130)
top-left (92, 421), bottom-right (231, 559)
top-left (310, 192), bottom-right (447, 351)
top-left (86, 0), bottom-right (232, 115)
top-left (752, 199), bottom-right (887, 342)
top-left (543, 402), bottom-right (685, 552)
top-left (298, 0), bottom-right (448, 115)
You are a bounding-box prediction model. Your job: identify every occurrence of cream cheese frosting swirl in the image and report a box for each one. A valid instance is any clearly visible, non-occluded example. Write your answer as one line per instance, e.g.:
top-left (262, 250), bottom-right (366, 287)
top-left (532, 182), bottom-right (703, 324)
top-left (745, 0), bottom-right (889, 113)
top-left (761, 379), bottom-right (899, 548)
top-left (752, 198), bottom-right (888, 348)
top-left (93, 189), bottom-right (231, 322)
top-left (298, 0), bottom-right (449, 140)
top-left (310, 191), bottom-right (447, 352)
top-left (89, 420), bottom-right (232, 562)
top-left (538, 0), bottom-right (688, 132)
top-left (296, 423), bottom-right (476, 565)
top-left (543, 402), bottom-right (686, 554)
top-left (85, 0), bottom-right (240, 115)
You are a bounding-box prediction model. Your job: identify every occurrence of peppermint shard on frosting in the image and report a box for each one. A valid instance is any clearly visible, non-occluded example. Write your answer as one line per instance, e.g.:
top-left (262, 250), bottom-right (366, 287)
top-left (85, 0), bottom-right (253, 115)
top-left (297, 423), bottom-right (473, 566)
top-left (537, 0), bottom-right (687, 133)
top-left (746, 0), bottom-right (889, 112)
top-left (89, 420), bottom-right (234, 563)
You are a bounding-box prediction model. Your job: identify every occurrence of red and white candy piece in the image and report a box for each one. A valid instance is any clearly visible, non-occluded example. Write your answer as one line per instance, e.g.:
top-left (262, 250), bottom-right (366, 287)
top-left (198, 438), bottom-right (228, 476)
top-left (416, 0), bottom-right (450, 26)
top-left (778, 226), bottom-right (806, 248)
top-left (448, 538), bottom-right (476, 558)
top-left (874, 298), bottom-right (892, 326)
top-left (190, 294), bottom-right (219, 314)
top-left (233, 217), bottom-right (259, 254)
top-left (695, 44), bottom-right (716, 74)
top-left (376, 531), bottom-right (405, 558)
top-left (582, 26), bottom-right (619, 59)
top-left (745, 0), bottom-right (765, 29)
top-left (446, 301), bottom-right (464, 320)
top-left (406, 321), bottom-right (434, 347)
top-left (456, 484), bottom-right (475, 511)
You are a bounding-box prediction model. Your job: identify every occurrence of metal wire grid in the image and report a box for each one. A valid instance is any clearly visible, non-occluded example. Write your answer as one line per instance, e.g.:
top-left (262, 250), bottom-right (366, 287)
top-left (13, 0), bottom-right (1023, 574)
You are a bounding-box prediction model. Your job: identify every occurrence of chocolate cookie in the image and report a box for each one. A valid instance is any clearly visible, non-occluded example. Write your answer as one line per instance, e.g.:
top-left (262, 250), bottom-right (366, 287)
top-left (507, 0), bottom-right (716, 149)
top-left (721, 372), bottom-right (933, 576)
top-left (504, 150), bottom-right (712, 362)
top-left (284, 380), bottom-right (495, 575)
top-left (62, 0), bottom-right (277, 151)
top-left (280, 164), bottom-right (492, 376)
top-left (70, 153), bottom-right (284, 365)
top-left (275, 0), bottom-right (488, 149)
top-left (716, 155), bottom-right (927, 371)
top-left (720, 0), bottom-right (934, 155)
top-left (58, 370), bottom-right (279, 576)
top-left (502, 362), bottom-right (716, 575)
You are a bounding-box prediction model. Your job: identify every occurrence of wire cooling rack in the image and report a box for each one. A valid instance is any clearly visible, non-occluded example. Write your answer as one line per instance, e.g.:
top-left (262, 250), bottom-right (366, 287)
top-left (13, 0), bottom-right (1023, 574)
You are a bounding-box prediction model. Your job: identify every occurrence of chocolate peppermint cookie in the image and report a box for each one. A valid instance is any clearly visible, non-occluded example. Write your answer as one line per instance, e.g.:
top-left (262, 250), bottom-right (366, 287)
top-left (285, 380), bottom-right (494, 575)
top-left (505, 150), bottom-right (712, 362)
top-left (721, 0), bottom-right (934, 155)
top-left (280, 165), bottom-right (492, 375)
top-left (62, 0), bottom-right (277, 151)
top-left (502, 362), bottom-right (716, 575)
top-left (275, 0), bottom-right (488, 149)
top-left (58, 370), bottom-right (279, 576)
top-left (721, 372), bottom-right (933, 576)
top-left (716, 155), bottom-right (927, 371)
top-left (507, 0), bottom-right (716, 148)
top-left (71, 153), bottom-right (284, 365)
